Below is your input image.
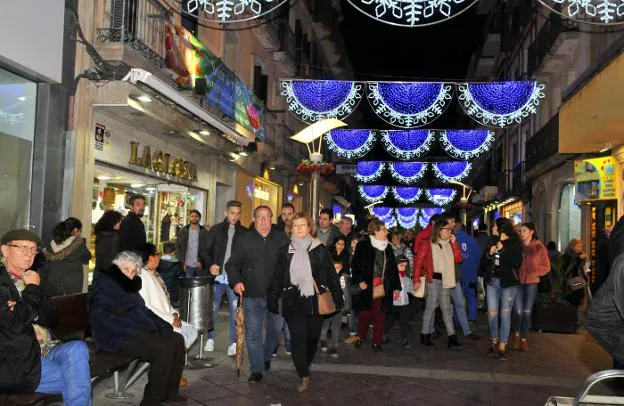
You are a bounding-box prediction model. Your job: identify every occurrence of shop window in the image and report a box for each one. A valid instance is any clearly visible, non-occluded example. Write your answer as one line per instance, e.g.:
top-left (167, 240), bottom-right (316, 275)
top-left (0, 67), bottom-right (37, 232)
top-left (558, 183), bottom-right (581, 250)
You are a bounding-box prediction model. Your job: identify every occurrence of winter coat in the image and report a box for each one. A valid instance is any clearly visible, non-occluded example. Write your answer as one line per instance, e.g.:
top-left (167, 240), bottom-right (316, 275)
top-left (226, 228), bottom-right (290, 297)
top-left (474, 232), bottom-right (489, 256)
top-left (339, 271), bottom-right (362, 312)
top-left (95, 230), bottom-right (119, 272)
top-left (483, 236), bottom-right (523, 288)
top-left (175, 224), bottom-right (211, 270)
top-left (330, 247), bottom-right (350, 271)
top-left (157, 256), bottom-right (184, 305)
top-left (413, 225), bottom-right (432, 257)
top-left (561, 249), bottom-right (588, 305)
top-left (0, 264), bottom-right (59, 393)
top-left (118, 212), bottom-right (147, 252)
top-left (456, 231), bottom-right (481, 283)
top-left (351, 236), bottom-right (401, 313)
top-left (204, 219), bottom-right (248, 276)
top-left (268, 241), bottom-right (344, 317)
top-left (413, 240), bottom-right (463, 284)
top-left (88, 265), bottom-right (170, 352)
top-left (392, 242), bottom-right (414, 275)
top-left (518, 239), bottom-right (550, 284)
top-left (41, 237), bottom-right (91, 296)
top-left (316, 224), bottom-right (341, 247)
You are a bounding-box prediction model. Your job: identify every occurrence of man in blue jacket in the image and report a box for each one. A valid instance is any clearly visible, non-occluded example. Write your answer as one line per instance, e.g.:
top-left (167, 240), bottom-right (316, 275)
top-left (455, 222), bottom-right (482, 326)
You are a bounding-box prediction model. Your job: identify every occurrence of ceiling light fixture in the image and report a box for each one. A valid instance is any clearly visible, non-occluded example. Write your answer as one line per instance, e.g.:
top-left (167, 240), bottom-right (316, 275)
top-left (17, 96), bottom-right (26, 101)
top-left (96, 175), bottom-right (111, 181)
top-left (130, 183), bottom-right (145, 188)
top-left (199, 130), bottom-right (210, 136)
top-left (136, 95), bottom-right (152, 103)
top-left (270, 166), bottom-right (276, 170)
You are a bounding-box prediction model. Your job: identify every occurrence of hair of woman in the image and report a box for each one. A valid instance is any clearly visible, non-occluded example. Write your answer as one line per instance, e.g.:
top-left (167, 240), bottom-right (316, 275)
top-left (367, 218), bottom-right (385, 236)
top-left (495, 217), bottom-right (515, 238)
top-left (430, 219), bottom-right (450, 243)
top-left (52, 217), bottom-right (83, 244)
top-left (521, 222), bottom-right (537, 240)
top-left (94, 211), bottom-right (123, 234)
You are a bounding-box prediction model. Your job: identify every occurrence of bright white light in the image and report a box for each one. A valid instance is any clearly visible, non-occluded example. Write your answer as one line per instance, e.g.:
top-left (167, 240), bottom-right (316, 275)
top-left (199, 130), bottom-right (210, 135)
top-left (17, 97), bottom-right (26, 101)
top-left (269, 166), bottom-right (276, 170)
top-left (136, 95), bottom-right (152, 103)
top-left (239, 151), bottom-right (248, 157)
top-left (229, 152), bottom-right (240, 160)
top-left (130, 183), bottom-right (145, 188)
top-left (96, 175), bottom-right (111, 181)
top-left (146, 187), bottom-right (156, 192)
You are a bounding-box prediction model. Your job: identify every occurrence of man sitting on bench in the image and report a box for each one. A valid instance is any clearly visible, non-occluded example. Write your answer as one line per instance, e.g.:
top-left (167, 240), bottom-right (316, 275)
top-left (0, 229), bottom-right (91, 404)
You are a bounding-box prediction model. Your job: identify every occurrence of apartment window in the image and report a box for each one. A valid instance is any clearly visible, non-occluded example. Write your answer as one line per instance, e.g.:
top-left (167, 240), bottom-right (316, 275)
top-left (181, 0), bottom-right (198, 37)
top-left (223, 31), bottom-right (240, 73)
top-left (253, 65), bottom-right (268, 104)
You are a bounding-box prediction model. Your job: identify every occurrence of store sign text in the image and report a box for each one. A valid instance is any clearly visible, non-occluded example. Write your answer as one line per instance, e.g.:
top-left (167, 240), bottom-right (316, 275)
top-left (129, 141), bottom-right (198, 182)
top-left (254, 188), bottom-right (270, 201)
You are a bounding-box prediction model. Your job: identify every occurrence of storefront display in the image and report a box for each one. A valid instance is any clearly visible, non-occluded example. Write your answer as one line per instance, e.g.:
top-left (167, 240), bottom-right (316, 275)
top-left (501, 201), bottom-right (523, 225)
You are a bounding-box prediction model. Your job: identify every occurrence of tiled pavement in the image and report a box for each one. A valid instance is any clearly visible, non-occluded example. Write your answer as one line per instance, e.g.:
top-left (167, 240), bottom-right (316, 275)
top-left (93, 312), bottom-right (617, 405)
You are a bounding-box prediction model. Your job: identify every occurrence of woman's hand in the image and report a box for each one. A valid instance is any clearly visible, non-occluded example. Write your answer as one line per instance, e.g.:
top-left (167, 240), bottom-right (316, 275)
top-left (496, 241), bottom-right (503, 251)
top-left (392, 290), bottom-right (401, 300)
top-left (359, 281), bottom-right (368, 290)
top-left (489, 246), bottom-right (497, 256)
top-left (413, 281), bottom-right (420, 291)
top-left (450, 234), bottom-right (457, 244)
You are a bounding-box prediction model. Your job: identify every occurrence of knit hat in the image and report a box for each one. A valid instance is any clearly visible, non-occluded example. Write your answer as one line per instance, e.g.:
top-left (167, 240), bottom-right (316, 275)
top-left (1, 229), bottom-right (42, 247)
top-left (396, 255), bottom-right (409, 265)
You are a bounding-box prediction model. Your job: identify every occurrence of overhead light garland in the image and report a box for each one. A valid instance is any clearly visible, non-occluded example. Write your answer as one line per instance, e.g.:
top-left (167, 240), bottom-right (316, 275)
top-left (392, 186), bottom-right (423, 204)
top-left (368, 82), bottom-right (452, 128)
top-left (397, 215), bottom-right (419, 228)
top-left (432, 161), bottom-right (472, 182)
top-left (355, 161), bottom-right (386, 182)
top-left (425, 188), bottom-right (458, 206)
top-left (419, 207), bottom-right (444, 227)
top-left (325, 129), bottom-right (376, 159)
top-left (381, 130), bottom-right (435, 160)
top-left (345, 0), bottom-right (480, 27)
top-left (385, 216), bottom-right (398, 228)
top-left (358, 185), bottom-right (389, 203)
top-left (396, 207), bottom-right (418, 219)
top-left (537, 0), bottom-right (624, 25)
top-left (389, 161), bottom-right (428, 183)
top-left (370, 206), bottom-right (394, 221)
top-left (281, 80), bottom-right (362, 123)
top-left (439, 130), bottom-right (495, 160)
top-left (185, 0), bottom-right (288, 23)
top-left (457, 82), bottom-right (546, 128)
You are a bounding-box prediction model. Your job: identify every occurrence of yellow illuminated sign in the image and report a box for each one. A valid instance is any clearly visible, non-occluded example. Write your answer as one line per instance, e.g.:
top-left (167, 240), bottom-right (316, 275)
top-left (574, 157), bottom-right (616, 201)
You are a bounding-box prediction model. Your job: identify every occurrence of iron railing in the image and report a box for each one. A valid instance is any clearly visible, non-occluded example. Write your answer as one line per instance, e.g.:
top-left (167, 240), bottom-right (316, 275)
top-left (96, 0), bottom-right (169, 67)
top-left (525, 113), bottom-right (559, 172)
top-left (527, 13), bottom-right (577, 76)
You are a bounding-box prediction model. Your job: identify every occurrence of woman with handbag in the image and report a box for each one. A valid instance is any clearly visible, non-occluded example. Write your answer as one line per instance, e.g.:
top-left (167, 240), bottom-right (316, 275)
top-left (268, 213), bottom-right (343, 393)
top-left (562, 238), bottom-right (590, 328)
top-left (351, 218), bottom-right (401, 352)
top-left (512, 223), bottom-right (551, 352)
top-left (413, 219), bottom-right (463, 348)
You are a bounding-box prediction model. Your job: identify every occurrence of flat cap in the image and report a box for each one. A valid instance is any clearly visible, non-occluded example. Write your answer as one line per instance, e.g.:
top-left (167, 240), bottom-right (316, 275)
top-left (1, 229), bottom-right (42, 246)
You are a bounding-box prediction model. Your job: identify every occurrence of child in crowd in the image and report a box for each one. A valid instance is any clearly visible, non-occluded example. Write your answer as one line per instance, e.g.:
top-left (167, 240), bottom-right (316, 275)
top-left (158, 242), bottom-right (185, 307)
top-left (383, 256), bottom-right (417, 349)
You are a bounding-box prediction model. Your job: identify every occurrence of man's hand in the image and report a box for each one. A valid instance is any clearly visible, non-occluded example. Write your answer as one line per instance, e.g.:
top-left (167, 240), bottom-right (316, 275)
top-left (359, 281), bottom-right (367, 290)
top-left (7, 301), bottom-right (16, 312)
top-left (209, 264), bottom-right (220, 276)
top-left (23, 271), bottom-right (40, 286)
top-left (234, 282), bottom-right (245, 296)
top-left (172, 316), bottom-right (182, 329)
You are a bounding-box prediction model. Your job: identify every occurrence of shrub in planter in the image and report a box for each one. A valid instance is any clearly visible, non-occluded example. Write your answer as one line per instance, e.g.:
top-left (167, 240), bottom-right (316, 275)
top-left (533, 255), bottom-right (578, 334)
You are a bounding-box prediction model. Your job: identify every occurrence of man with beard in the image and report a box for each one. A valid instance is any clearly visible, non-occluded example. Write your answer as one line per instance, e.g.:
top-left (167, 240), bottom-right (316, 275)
top-left (275, 203), bottom-right (295, 232)
top-left (176, 209), bottom-right (210, 277)
top-left (119, 194), bottom-right (147, 252)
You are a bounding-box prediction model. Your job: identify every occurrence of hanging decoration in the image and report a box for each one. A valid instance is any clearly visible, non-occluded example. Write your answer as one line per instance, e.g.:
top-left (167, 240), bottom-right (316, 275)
top-left (185, 0), bottom-right (288, 23)
top-left (537, 0), bottom-right (624, 25)
top-left (345, 0), bottom-right (480, 27)
top-left (392, 187), bottom-right (423, 204)
top-left (358, 185), bottom-right (389, 203)
top-left (367, 82), bottom-right (452, 128)
top-left (457, 81), bottom-right (546, 128)
top-left (355, 161), bottom-right (386, 182)
top-left (325, 129), bottom-right (376, 159)
top-left (296, 159), bottom-right (336, 176)
top-left (419, 207), bottom-right (444, 227)
top-left (439, 129), bottom-right (495, 160)
top-left (425, 188), bottom-right (458, 206)
top-left (381, 130), bottom-right (435, 160)
top-left (396, 207), bottom-right (418, 220)
top-left (397, 215), bottom-right (419, 229)
top-left (281, 80), bottom-right (363, 123)
top-left (389, 162), bottom-right (428, 183)
top-left (432, 161), bottom-right (472, 182)
top-left (385, 216), bottom-right (398, 229)
top-left (370, 206), bottom-right (394, 221)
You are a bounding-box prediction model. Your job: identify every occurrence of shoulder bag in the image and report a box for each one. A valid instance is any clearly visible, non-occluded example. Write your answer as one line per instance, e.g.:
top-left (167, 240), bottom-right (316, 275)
top-left (372, 252), bottom-right (387, 299)
top-left (313, 279), bottom-right (336, 315)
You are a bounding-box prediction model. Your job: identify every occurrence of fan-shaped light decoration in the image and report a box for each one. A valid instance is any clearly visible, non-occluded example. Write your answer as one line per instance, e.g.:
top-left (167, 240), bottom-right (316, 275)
top-left (398, 216), bottom-right (419, 228)
top-left (432, 161), bottom-right (472, 182)
top-left (358, 185), bottom-right (389, 203)
top-left (392, 187), bottom-right (423, 204)
top-left (371, 206), bottom-right (394, 221)
top-left (419, 207), bottom-right (444, 227)
top-left (385, 216), bottom-right (398, 229)
top-left (396, 207), bottom-right (419, 219)
top-left (457, 81), bottom-right (545, 128)
top-left (389, 162), bottom-right (428, 183)
top-left (186, 0), bottom-right (288, 23)
top-left (325, 129), bottom-right (376, 159)
top-left (368, 82), bottom-right (452, 128)
top-left (425, 188), bottom-right (458, 206)
top-left (537, 0), bottom-right (624, 25)
top-left (355, 161), bottom-right (386, 182)
top-left (381, 130), bottom-right (435, 160)
top-left (439, 130), bottom-right (495, 160)
top-left (345, 0), bottom-right (480, 27)
top-left (281, 80), bottom-right (362, 123)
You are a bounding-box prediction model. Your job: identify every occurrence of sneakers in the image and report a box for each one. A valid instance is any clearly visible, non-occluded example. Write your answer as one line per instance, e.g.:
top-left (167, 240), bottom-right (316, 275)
top-left (327, 348), bottom-right (339, 358)
top-left (401, 339), bottom-right (411, 350)
top-left (344, 335), bottom-right (359, 344)
top-left (227, 343), bottom-right (237, 356)
top-left (320, 341), bottom-right (328, 353)
top-left (248, 372), bottom-right (263, 383)
top-left (285, 342), bottom-right (292, 356)
top-left (204, 338), bottom-right (215, 352)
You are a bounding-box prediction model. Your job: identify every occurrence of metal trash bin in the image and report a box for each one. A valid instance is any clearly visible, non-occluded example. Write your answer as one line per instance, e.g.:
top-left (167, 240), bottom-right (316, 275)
top-left (179, 276), bottom-right (214, 333)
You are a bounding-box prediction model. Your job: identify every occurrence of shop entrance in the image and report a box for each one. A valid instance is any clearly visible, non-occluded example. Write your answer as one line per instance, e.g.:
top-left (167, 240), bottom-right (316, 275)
top-left (589, 200), bottom-right (617, 293)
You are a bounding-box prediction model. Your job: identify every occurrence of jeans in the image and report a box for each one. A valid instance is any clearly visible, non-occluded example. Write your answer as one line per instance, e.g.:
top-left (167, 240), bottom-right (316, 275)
top-left (320, 311), bottom-right (343, 349)
top-left (422, 280), bottom-right (455, 336)
top-left (36, 341), bottom-right (92, 406)
top-left (513, 283), bottom-right (539, 338)
top-left (244, 297), bottom-right (284, 373)
top-left (462, 279), bottom-right (478, 321)
top-left (185, 266), bottom-right (200, 278)
top-left (347, 311), bottom-right (357, 335)
top-left (208, 283), bottom-right (238, 344)
top-left (451, 284), bottom-right (472, 336)
top-left (486, 278), bottom-right (518, 345)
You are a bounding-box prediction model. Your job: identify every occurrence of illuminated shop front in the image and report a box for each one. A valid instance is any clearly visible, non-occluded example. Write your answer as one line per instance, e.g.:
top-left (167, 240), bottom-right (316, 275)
top-left (501, 201), bottom-right (524, 225)
top-left (234, 171), bottom-right (283, 227)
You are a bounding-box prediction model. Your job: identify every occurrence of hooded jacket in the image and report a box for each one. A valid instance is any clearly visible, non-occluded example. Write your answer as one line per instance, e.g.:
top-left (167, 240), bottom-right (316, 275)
top-left (41, 236), bottom-right (91, 296)
top-left (455, 231), bottom-right (482, 283)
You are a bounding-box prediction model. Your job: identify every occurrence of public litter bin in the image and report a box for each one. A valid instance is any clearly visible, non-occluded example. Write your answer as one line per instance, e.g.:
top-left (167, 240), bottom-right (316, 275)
top-left (179, 276), bottom-right (214, 333)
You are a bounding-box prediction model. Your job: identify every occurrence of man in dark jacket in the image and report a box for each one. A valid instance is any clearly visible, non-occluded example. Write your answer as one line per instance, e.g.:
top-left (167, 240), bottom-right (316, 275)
top-left (175, 209), bottom-right (210, 277)
top-left (88, 251), bottom-right (186, 405)
top-left (275, 203), bottom-right (295, 233)
top-left (317, 208), bottom-right (340, 246)
top-left (0, 229), bottom-right (91, 404)
top-left (119, 194), bottom-right (147, 252)
top-left (204, 200), bottom-right (248, 355)
top-left (226, 206), bottom-right (290, 383)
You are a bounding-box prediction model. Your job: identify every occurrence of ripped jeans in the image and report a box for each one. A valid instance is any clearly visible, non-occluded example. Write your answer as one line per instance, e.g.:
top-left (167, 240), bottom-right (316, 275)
top-left (486, 278), bottom-right (518, 345)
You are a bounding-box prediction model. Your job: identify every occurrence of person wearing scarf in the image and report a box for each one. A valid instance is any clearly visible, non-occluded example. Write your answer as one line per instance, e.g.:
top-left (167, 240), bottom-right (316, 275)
top-left (351, 219), bottom-right (401, 352)
top-left (414, 219), bottom-right (463, 348)
top-left (268, 214), bottom-right (343, 393)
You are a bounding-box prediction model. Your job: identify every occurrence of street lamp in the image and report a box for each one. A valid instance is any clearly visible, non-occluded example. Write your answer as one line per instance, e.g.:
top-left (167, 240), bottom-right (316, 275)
top-left (290, 118), bottom-right (348, 223)
top-left (449, 180), bottom-right (474, 226)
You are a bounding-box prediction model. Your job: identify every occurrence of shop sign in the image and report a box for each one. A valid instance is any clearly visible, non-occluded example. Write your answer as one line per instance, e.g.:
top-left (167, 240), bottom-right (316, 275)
top-left (254, 188), bottom-right (270, 201)
top-left (574, 157), bottom-right (616, 201)
top-left (164, 24), bottom-right (264, 141)
top-left (129, 141), bottom-right (198, 182)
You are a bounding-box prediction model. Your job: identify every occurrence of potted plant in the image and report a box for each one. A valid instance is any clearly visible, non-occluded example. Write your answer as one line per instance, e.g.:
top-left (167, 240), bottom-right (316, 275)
top-left (533, 255), bottom-right (578, 334)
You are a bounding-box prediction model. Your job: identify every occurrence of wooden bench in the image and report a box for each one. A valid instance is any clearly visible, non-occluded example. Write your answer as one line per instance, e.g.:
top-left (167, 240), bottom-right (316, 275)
top-left (1, 293), bottom-right (149, 405)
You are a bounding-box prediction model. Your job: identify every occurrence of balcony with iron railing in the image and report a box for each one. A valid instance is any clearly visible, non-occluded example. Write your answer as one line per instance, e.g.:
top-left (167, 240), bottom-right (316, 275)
top-left (527, 13), bottom-right (578, 77)
top-left (525, 113), bottom-right (559, 173)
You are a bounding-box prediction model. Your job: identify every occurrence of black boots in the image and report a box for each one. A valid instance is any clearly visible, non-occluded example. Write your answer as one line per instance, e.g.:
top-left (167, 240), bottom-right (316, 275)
top-left (447, 334), bottom-right (462, 349)
top-left (420, 334), bottom-right (434, 346)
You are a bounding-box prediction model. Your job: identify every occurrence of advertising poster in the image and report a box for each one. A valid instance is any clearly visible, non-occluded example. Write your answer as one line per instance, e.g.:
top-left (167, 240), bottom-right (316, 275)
top-left (95, 123), bottom-right (105, 151)
top-left (574, 157), bottom-right (616, 201)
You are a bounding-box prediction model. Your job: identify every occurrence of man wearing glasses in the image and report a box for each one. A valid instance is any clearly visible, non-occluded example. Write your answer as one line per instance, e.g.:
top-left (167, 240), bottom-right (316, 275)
top-left (226, 206), bottom-right (290, 383)
top-left (0, 229), bottom-right (91, 404)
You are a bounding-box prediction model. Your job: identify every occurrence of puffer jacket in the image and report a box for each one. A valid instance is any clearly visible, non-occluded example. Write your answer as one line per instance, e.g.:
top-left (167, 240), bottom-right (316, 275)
top-left (41, 237), bottom-right (91, 296)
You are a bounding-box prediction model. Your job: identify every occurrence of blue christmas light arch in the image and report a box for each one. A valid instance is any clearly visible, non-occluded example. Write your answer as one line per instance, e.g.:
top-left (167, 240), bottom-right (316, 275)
top-left (425, 188), bottom-right (458, 206)
top-left (358, 185), bottom-right (389, 203)
top-left (381, 130), bottom-right (435, 160)
top-left (432, 161), bottom-right (472, 182)
top-left (325, 129), bottom-right (376, 159)
top-left (280, 80), bottom-right (363, 123)
top-left (419, 207), bottom-right (444, 228)
top-left (389, 162), bottom-right (428, 183)
top-left (397, 216), bottom-right (418, 229)
top-left (396, 207), bottom-right (418, 219)
top-left (355, 161), bottom-right (386, 183)
top-left (439, 129), bottom-right (495, 160)
top-left (370, 206), bottom-right (394, 221)
top-left (384, 216), bottom-right (398, 229)
top-left (457, 81), bottom-right (546, 128)
top-left (367, 82), bottom-right (453, 128)
top-left (392, 187), bottom-right (423, 204)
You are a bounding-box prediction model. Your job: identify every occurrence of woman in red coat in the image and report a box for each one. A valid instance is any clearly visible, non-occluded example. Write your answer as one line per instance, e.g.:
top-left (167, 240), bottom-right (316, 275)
top-left (414, 219), bottom-right (463, 348)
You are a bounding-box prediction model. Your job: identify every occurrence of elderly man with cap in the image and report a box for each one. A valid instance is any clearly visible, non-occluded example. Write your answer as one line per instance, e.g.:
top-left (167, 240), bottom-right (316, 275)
top-left (0, 229), bottom-right (91, 404)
